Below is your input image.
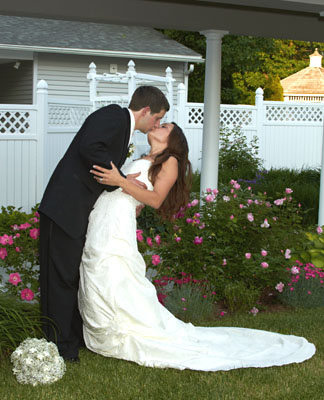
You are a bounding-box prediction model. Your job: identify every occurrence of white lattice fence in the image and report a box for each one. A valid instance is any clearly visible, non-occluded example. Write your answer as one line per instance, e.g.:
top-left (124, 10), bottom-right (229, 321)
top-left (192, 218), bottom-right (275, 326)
top-left (264, 102), bottom-right (324, 123)
top-left (0, 109), bottom-right (32, 134)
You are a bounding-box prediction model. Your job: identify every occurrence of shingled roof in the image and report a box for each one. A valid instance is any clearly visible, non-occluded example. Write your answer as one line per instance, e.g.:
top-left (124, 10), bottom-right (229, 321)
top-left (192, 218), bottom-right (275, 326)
top-left (280, 49), bottom-right (324, 95)
top-left (0, 15), bottom-right (203, 62)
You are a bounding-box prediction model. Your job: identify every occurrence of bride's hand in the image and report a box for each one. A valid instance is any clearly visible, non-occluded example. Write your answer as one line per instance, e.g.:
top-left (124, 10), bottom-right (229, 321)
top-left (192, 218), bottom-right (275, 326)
top-left (91, 162), bottom-right (124, 186)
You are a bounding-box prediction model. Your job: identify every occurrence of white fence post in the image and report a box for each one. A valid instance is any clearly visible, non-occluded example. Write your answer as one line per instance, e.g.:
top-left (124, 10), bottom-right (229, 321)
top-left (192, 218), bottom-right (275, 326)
top-left (318, 113), bottom-right (324, 226)
top-left (255, 87), bottom-right (264, 161)
top-left (36, 80), bottom-right (48, 203)
top-left (165, 67), bottom-right (174, 121)
top-left (175, 83), bottom-right (186, 127)
top-left (127, 60), bottom-right (137, 100)
top-left (87, 62), bottom-right (97, 112)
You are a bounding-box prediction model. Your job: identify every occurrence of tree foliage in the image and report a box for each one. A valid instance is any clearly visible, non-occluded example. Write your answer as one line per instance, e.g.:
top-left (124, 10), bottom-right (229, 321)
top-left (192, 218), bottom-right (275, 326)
top-left (159, 30), bottom-right (324, 104)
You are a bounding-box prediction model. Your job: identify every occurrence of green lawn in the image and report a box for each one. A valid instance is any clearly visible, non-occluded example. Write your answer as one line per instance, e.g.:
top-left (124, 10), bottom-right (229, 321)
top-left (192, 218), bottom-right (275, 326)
top-left (1, 308), bottom-right (323, 400)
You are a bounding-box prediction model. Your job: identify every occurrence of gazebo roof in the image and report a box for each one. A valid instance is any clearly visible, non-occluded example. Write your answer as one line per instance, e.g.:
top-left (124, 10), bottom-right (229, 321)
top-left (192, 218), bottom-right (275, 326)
top-left (280, 49), bottom-right (324, 95)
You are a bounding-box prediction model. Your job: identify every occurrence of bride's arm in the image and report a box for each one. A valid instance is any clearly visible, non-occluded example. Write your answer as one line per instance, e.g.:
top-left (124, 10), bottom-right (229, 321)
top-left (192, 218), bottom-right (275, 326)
top-left (91, 157), bottom-right (178, 209)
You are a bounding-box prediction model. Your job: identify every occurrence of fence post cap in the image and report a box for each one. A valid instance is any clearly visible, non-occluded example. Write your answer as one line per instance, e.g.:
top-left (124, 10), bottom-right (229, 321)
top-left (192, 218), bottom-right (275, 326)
top-left (37, 80), bottom-right (48, 90)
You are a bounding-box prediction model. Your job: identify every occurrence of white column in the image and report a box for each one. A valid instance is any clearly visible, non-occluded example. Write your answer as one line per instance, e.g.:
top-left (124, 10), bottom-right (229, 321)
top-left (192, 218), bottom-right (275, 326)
top-left (36, 80), bottom-right (48, 202)
top-left (87, 62), bottom-right (97, 112)
top-left (318, 112), bottom-right (324, 226)
top-left (175, 83), bottom-right (186, 128)
top-left (199, 29), bottom-right (228, 193)
top-left (165, 66), bottom-right (174, 121)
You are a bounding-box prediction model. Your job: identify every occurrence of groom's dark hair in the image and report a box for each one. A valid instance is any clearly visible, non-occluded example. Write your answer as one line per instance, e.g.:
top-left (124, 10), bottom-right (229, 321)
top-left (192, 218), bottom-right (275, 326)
top-left (129, 86), bottom-right (170, 114)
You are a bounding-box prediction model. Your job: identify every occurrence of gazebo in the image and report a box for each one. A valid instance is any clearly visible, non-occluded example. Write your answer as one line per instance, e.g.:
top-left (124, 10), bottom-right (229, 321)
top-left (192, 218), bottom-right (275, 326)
top-left (281, 49), bottom-right (324, 103)
top-left (1, 0), bottom-right (324, 222)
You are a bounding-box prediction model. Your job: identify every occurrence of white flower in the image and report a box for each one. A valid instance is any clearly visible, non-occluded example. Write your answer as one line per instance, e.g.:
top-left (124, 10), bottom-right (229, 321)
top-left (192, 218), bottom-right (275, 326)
top-left (11, 338), bottom-right (66, 386)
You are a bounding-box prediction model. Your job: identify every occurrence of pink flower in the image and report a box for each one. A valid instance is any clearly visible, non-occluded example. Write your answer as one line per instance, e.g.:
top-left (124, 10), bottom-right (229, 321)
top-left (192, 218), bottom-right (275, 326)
top-left (152, 254), bottom-right (161, 266)
top-left (245, 253), bottom-right (251, 259)
top-left (285, 188), bottom-right (293, 194)
top-left (34, 211), bottom-right (40, 217)
top-left (290, 287), bottom-right (294, 291)
top-left (291, 266), bottom-right (300, 275)
top-left (223, 196), bottom-right (230, 202)
top-left (186, 218), bottom-right (193, 224)
top-left (249, 307), bottom-right (259, 316)
top-left (193, 236), bottom-right (203, 245)
top-left (29, 228), bottom-right (40, 240)
top-left (203, 295), bottom-right (207, 298)
top-left (15, 247), bottom-right (20, 252)
top-left (261, 249), bottom-right (268, 257)
top-left (199, 223), bottom-right (205, 230)
top-left (212, 189), bottom-right (219, 195)
top-left (157, 293), bottom-right (167, 305)
top-left (146, 237), bottom-right (153, 247)
top-left (155, 235), bottom-right (161, 245)
top-left (284, 249), bottom-right (291, 259)
top-left (316, 226), bottom-right (323, 234)
top-left (261, 262), bottom-right (269, 269)
top-left (205, 194), bottom-right (215, 202)
top-left (20, 288), bottom-right (34, 301)
top-left (230, 215), bottom-right (234, 220)
top-left (222, 258), bottom-right (227, 266)
top-left (0, 234), bottom-right (13, 245)
top-left (191, 199), bottom-right (199, 207)
top-left (247, 199), bottom-right (253, 205)
top-left (0, 248), bottom-right (7, 260)
top-left (239, 204), bottom-right (244, 209)
top-left (260, 219), bottom-right (270, 228)
top-left (247, 186), bottom-right (252, 191)
top-left (220, 311), bottom-right (225, 317)
top-left (274, 198), bottom-right (285, 206)
top-left (275, 282), bottom-right (284, 293)
top-left (183, 308), bottom-right (187, 311)
top-left (206, 188), bottom-right (212, 193)
top-left (247, 213), bottom-right (254, 222)
top-left (136, 229), bottom-right (143, 242)
top-left (181, 297), bottom-right (186, 302)
top-left (175, 236), bottom-right (181, 242)
top-left (9, 273), bottom-right (22, 286)
top-left (19, 223), bottom-right (31, 230)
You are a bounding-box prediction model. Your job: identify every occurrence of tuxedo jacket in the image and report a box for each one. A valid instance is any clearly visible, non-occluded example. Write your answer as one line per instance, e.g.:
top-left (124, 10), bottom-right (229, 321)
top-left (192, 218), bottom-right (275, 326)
top-left (39, 105), bottom-right (131, 239)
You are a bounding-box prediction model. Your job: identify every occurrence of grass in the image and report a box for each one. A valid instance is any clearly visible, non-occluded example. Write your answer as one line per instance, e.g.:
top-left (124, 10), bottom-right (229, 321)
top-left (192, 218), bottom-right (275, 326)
top-left (0, 308), bottom-right (323, 400)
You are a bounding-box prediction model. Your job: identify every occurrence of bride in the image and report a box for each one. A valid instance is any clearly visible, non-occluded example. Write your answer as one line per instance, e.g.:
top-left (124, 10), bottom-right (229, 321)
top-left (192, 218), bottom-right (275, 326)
top-left (79, 122), bottom-right (315, 371)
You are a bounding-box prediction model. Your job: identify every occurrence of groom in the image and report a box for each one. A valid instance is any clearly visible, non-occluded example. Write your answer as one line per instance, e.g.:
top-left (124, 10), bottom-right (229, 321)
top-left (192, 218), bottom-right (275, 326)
top-left (38, 86), bottom-right (169, 362)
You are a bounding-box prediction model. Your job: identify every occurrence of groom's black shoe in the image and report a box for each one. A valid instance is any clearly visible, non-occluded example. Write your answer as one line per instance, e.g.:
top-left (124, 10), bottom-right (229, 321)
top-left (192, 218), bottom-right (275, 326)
top-left (64, 356), bottom-right (80, 363)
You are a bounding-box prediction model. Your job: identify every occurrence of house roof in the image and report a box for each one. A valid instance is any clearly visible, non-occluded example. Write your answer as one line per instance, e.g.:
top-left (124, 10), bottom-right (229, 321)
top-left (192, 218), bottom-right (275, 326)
top-left (0, 15), bottom-right (203, 63)
top-left (280, 49), bottom-right (324, 95)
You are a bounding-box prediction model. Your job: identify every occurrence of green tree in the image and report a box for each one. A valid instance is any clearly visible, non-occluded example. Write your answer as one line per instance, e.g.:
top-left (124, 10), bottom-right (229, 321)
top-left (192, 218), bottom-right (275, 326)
top-left (159, 29), bottom-right (324, 104)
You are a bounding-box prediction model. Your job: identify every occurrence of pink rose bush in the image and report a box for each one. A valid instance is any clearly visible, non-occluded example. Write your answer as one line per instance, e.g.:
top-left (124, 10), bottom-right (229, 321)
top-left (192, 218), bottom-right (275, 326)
top-left (136, 182), bottom-right (305, 311)
top-left (276, 261), bottom-right (324, 308)
top-left (0, 207), bottom-right (40, 301)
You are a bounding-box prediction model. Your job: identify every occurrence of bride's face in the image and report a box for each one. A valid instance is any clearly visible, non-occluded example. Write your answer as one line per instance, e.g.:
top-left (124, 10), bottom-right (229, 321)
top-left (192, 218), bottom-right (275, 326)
top-left (148, 123), bottom-right (174, 147)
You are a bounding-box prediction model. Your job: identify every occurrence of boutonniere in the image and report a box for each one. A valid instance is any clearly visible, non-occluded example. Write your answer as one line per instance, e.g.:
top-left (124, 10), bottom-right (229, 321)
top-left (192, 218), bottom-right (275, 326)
top-left (127, 143), bottom-right (135, 159)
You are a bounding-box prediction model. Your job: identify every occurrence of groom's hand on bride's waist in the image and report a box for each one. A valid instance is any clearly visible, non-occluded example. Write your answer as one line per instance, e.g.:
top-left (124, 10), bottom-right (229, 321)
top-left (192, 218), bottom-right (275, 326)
top-left (126, 173), bottom-right (147, 191)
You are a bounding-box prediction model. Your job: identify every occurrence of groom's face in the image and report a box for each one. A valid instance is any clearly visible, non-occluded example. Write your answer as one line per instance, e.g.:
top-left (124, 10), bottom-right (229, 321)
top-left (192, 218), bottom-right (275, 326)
top-left (140, 108), bottom-right (166, 133)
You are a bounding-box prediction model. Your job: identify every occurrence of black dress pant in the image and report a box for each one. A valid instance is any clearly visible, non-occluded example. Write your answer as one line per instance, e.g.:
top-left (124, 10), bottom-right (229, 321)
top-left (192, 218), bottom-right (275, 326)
top-left (39, 214), bottom-right (85, 358)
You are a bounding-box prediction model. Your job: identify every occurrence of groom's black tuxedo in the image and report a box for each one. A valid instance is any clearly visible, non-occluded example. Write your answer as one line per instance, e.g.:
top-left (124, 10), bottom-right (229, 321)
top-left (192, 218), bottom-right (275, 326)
top-left (39, 104), bottom-right (131, 239)
top-left (38, 104), bottom-right (131, 359)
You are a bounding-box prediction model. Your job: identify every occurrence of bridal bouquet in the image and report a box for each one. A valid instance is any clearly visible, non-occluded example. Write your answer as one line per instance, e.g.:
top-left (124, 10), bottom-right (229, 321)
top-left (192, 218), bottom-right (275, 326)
top-left (11, 338), bottom-right (66, 386)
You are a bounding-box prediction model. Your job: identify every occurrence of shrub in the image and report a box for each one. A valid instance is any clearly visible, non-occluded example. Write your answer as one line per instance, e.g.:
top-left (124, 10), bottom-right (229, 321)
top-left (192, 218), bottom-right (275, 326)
top-left (0, 208), bottom-right (40, 301)
top-left (276, 261), bottom-right (324, 309)
top-left (154, 274), bottom-right (216, 323)
top-left (140, 184), bottom-right (305, 302)
top-left (224, 281), bottom-right (260, 313)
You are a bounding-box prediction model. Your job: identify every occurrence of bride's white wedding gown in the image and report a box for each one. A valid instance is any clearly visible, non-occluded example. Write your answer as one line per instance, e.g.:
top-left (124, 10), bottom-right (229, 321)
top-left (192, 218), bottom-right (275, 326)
top-left (78, 158), bottom-right (315, 371)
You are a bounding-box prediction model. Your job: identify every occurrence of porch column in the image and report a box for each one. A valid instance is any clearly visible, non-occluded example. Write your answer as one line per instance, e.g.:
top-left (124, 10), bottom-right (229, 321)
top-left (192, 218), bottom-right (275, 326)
top-left (200, 29), bottom-right (228, 193)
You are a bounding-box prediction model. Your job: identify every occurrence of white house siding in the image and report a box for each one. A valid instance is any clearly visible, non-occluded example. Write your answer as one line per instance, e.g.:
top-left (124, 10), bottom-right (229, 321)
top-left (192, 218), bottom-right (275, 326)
top-left (0, 61), bottom-right (33, 104)
top-left (36, 53), bottom-right (185, 103)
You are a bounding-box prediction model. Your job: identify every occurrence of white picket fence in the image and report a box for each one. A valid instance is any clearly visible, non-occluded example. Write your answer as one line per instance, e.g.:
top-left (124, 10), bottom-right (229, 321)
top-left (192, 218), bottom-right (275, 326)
top-left (1, 81), bottom-right (324, 212)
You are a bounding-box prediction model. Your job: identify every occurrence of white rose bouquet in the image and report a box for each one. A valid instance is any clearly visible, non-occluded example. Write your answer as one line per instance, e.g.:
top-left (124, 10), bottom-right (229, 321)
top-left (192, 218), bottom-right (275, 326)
top-left (11, 338), bottom-right (66, 386)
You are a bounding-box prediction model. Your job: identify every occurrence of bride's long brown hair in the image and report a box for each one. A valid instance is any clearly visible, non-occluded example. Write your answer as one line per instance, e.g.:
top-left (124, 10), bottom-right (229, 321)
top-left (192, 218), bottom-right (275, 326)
top-left (148, 122), bottom-right (192, 219)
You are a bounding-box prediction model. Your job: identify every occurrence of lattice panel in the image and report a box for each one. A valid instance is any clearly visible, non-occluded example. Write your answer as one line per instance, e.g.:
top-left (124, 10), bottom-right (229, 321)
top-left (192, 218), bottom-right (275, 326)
top-left (95, 100), bottom-right (129, 109)
top-left (220, 109), bottom-right (253, 127)
top-left (265, 104), bottom-right (323, 123)
top-left (0, 111), bottom-right (31, 134)
top-left (188, 107), bottom-right (204, 125)
top-left (49, 105), bottom-right (91, 127)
